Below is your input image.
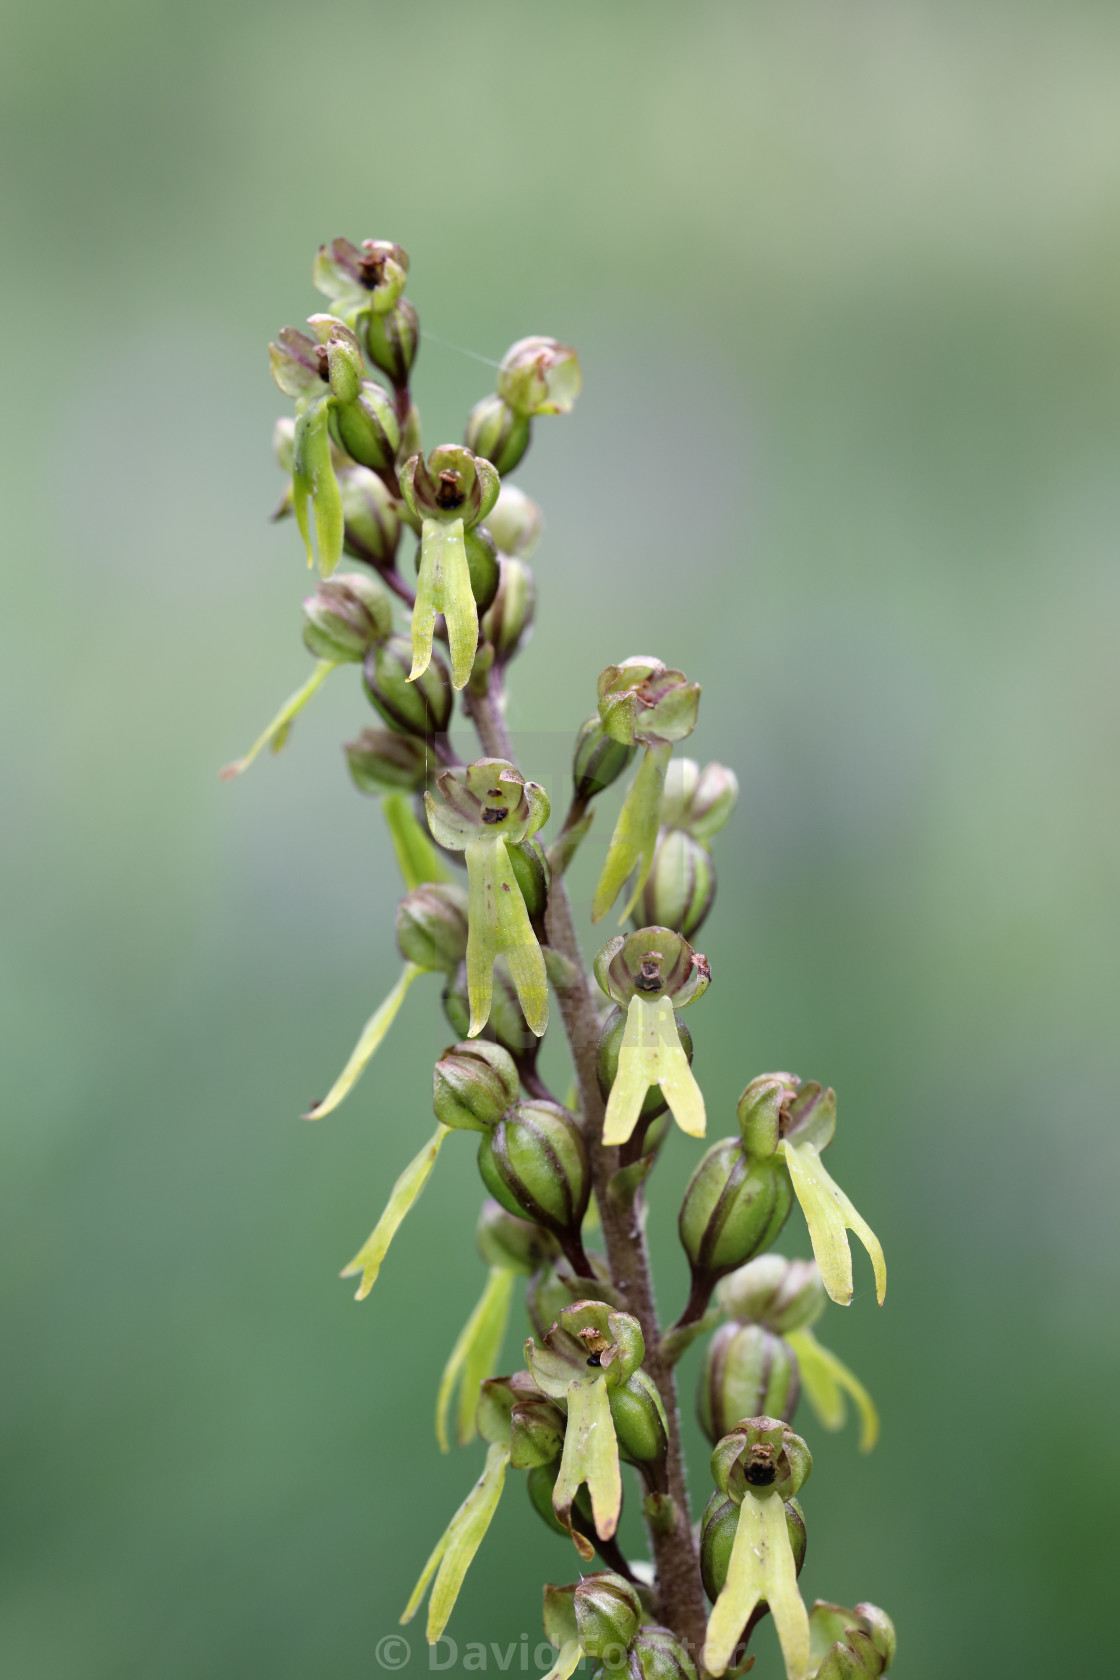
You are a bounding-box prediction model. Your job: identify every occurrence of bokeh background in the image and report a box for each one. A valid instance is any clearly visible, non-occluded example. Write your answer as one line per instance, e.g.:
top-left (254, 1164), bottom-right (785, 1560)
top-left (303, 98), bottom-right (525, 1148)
top-left (3, 2), bottom-right (1118, 1676)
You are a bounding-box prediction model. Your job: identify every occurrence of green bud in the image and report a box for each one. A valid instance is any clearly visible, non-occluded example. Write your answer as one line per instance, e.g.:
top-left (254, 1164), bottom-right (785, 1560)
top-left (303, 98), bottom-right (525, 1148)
top-left (526, 1460), bottom-right (570, 1537)
top-left (506, 836), bottom-right (550, 922)
top-left (396, 882), bottom-right (470, 972)
top-left (481, 557), bottom-right (536, 661)
top-left (464, 525), bottom-right (501, 613)
top-left (329, 378), bottom-right (402, 473)
top-left (477, 1100), bottom-right (590, 1253)
top-left (433, 1040), bottom-right (520, 1132)
top-left (363, 634), bottom-right (453, 735)
top-left (339, 465), bottom-right (401, 567)
top-left (711, 1416), bottom-right (812, 1505)
top-left (510, 1391), bottom-right (567, 1469)
top-left (811, 1602), bottom-right (896, 1678)
top-left (442, 956), bottom-right (538, 1058)
top-left (597, 1003), bottom-right (693, 1123)
top-left (737, 1071), bottom-right (801, 1160)
top-left (345, 728), bottom-right (429, 795)
top-left (465, 393), bottom-right (532, 475)
top-left (498, 336), bottom-right (582, 418)
top-left (485, 484), bottom-right (542, 558)
top-left (636, 828), bottom-right (716, 938)
top-left (700, 1490), bottom-right (806, 1602)
top-left (679, 1138), bottom-right (793, 1286)
top-left (716, 1255), bottom-right (826, 1335)
top-left (364, 297), bottom-right (419, 386)
top-left (609, 1367), bottom-right (669, 1468)
top-left (313, 237), bottom-right (410, 316)
top-left (628, 1626), bottom-right (698, 1680)
top-left (302, 571), bottom-right (393, 662)
top-left (475, 1375), bottom-right (517, 1446)
top-left (661, 759), bottom-right (739, 841)
top-left (574, 1572), bottom-right (642, 1664)
top-left (573, 716), bottom-right (638, 801)
top-left (476, 1199), bottom-right (559, 1273)
top-left (698, 1323), bottom-right (801, 1445)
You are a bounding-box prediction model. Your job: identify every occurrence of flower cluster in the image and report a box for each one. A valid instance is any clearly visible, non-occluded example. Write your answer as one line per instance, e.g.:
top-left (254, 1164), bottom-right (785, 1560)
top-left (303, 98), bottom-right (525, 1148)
top-left (225, 239), bottom-right (898, 1680)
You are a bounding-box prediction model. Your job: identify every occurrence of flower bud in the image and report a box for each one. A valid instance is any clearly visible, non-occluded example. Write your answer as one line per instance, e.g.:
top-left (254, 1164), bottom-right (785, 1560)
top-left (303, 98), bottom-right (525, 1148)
top-left (811, 1602), bottom-right (896, 1678)
top-left (465, 393), bottom-right (531, 475)
top-left (679, 1139), bottom-right (793, 1285)
top-left (573, 1572), bottom-right (642, 1663)
top-left (442, 957), bottom-right (538, 1058)
top-left (302, 572), bottom-right (393, 661)
top-left (526, 1461), bottom-right (571, 1537)
top-left (498, 336), bottom-right (582, 418)
top-left (330, 380), bottom-right (402, 474)
top-left (636, 828), bottom-right (716, 938)
top-left (737, 1072), bottom-right (801, 1160)
top-left (610, 1367), bottom-right (669, 1467)
top-left (363, 634), bottom-right (453, 736)
top-left (474, 1374), bottom-right (518, 1445)
top-left (481, 557), bottom-right (536, 661)
top-left (476, 1199), bottom-right (559, 1274)
top-left (464, 525), bottom-right (501, 612)
top-left (339, 465), bottom-right (401, 567)
top-left (509, 1391), bottom-right (567, 1469)
top-left (485, 484), bottom-right (542, 558)
top-left (433, 1040), bottom-right (520, 1132)
top-left (716, 1255), bottom-right (826, 1335)
top-left (573, 717), bottom-right (638, 801)
top-left (700, 1490), bottom-right (806, 1603)
top-left (345, 728), bottom-right (429, 794)
top-left (506, 836), bottom-right (550, 922)
top-left (477, 1100), bottom-right (590, 1246)
top-left (630, 1628), bottom-right (698, 1680)
top-left (396, 882), bottom-right (470, 972)
top-left (597, 1004), bottom-right (693, 1123)
top-left (364, 298), bottom-right (419, 386)
top-left (661, 759), bottom-right (739, 841)
top-left (698, 1323), bottom-right (800, 1444)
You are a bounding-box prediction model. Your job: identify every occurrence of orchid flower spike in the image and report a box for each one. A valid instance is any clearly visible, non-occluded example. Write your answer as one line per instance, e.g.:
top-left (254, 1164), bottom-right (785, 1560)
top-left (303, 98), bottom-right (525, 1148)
top-left (425, 759), bottom-right (551, 1038)
top-left (400, 445), bottom-right (501, 689)
top-left (738, 1075), bottom-right (887, 1309)
top-left (594, 926), bottom-right (710, 1146)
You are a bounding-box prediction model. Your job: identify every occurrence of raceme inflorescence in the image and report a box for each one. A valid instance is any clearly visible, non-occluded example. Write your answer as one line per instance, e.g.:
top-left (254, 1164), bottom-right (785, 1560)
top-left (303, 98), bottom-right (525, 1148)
top-left (225, 237), bottom-right (896, 1680)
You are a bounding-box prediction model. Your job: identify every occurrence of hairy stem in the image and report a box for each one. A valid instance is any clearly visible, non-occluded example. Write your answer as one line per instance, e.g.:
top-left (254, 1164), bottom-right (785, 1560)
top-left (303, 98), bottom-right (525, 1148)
top-left (466, 670), bottom-right (709, 1661)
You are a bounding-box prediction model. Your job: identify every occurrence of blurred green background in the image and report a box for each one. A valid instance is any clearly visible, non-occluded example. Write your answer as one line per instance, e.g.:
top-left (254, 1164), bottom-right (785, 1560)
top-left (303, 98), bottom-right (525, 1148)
top-left (2, 1), bottom-right (1118, 1675)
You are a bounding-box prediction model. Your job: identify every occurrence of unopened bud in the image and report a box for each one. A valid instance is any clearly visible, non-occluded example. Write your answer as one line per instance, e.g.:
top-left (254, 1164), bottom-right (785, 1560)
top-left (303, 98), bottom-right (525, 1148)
top-left (573, 717), bottom-right (638, 801)
top-left (506, 836), bottom-right (550, 921)
top-left (637, 828), bottom-right (716, 938)
top-left (811, 1602), bottom-right (896, 1678)
top-left (701, 1490), bottom-right (806, 1603)
top-left (339, 466), bottom-right (401, 567)
top-left (679, 1138), bottom-right (793, 1286)
top-left (498, 337), bottom-right (582, 418)
top-left (465, 393), bottom-right (531, 476)
top-left (396, 882), bottom-right (470, 972)
top-left (464, 526), bottom-right (500, 613)
top-left (597, 1004), bottom-right (693, 1123)
top-left (698, 1323), bottom-right (800, 1445)
top-left (363, 634), bottom-right (453, 736)
top-left (737, 1072), bottom-right (801, 1160)
top-left (574, 1572), bottom-right (642, 1662)
top-left (443, 957), bottom-right (538, 1059)
top-left (302, 572), bottom-right (392, 661)
top-left (364, 298), bottom-right (419, 386)
top-left (476, 1199), bottom-right (559, 1274)
top-left (481, 557), bottom-right (536, 661)
top-left (485, 485), bottom-right (542, 558)
top-left (345, 728), bottom-right (429, 795)
top-left (433, 1040), bottom-right (519, 1132)
top-left (477, 1100), bottom-right (590, 1246)
top-left (509, 1391), bottom-right (567, 1469)
top-left (716, 1255), bottom-right (826, 1335)
top-left (661, 759), bottom-right (739, 841)
top-left (629, 1626), bottom-right (699, 1680)
top-left (330, 380), bottom-right (401, 473)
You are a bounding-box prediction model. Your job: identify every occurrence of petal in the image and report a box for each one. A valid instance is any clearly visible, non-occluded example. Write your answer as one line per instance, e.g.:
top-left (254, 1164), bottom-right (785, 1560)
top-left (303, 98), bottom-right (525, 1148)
top-left (435, 1266), bottom-right (515, 1452)
top-left (551, 1374), bottom-right (622, 1548)
top-left (218, 659), bottom-right (339, 780)
top-left (786, 1327), bottom-right (880, 1453)
top-left (650, 996), bottom-right (706, 1138)
top-left (704, 1489), bottom-right (810, 1680)
top-left (399, 1441), bottom-right (510, 1640)
top-left (340, 1125), bottom-right (450, 1300)
top-left (464, 839), bottom-right (500, 1037)
top-left (465, 836), bottom-right (549, 1038)
top-left (591, 742), bottom-right (671, 924)
top-left (602, 996), bottom-right (705, 1146)
top-left (538, 1640), bottom-right (581, 1680)
top-left (302, 962), bottom-right (427, 1121)
top-left (781, 1139), bottom-right (887, 1307)
top-left (410, 516), bottom-right (478, 690)
top-left (382, 792), bottom-right (453, 890)
top-left (293, 398), bottom-right (344, 576)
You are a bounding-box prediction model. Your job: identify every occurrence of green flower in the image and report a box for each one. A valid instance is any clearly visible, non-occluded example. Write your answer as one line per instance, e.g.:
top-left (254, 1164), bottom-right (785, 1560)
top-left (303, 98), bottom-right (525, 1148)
top-left (313, 237), bottom-right (410, 320)
top-left (738, 1076), bottom-right (887, 1309)
top-left (425, 759), bottom-right (551, 1038)
top-left (400, 445), bottom-right (501, 690)
top-left (591, 659), bottom-right (701, 924)
top-left (593, 927), bottom-right (710, 1146)
top-left (808, 1601), bottom-right (896, 1679)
